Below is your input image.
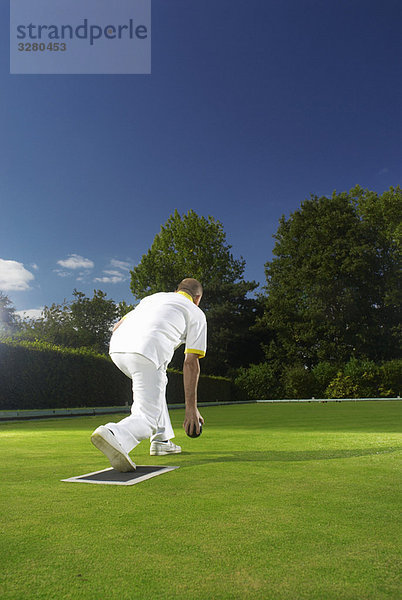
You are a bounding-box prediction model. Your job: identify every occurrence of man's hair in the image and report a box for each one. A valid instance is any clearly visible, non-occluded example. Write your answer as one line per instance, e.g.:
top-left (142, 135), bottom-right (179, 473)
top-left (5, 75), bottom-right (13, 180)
top-left (177, 278), bottom-right (203, 298)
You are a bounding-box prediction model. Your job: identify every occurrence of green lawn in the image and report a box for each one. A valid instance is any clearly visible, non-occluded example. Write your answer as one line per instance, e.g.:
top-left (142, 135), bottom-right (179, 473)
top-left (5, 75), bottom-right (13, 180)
top-left (0, 402), bottom-right (401, 600)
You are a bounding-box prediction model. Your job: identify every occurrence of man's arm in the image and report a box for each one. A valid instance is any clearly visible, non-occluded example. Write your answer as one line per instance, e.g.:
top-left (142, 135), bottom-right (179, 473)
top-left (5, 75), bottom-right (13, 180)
top-left (182, 353), bottom-right (204, 436)
top-left (112, 318), bottom-right (124, 332)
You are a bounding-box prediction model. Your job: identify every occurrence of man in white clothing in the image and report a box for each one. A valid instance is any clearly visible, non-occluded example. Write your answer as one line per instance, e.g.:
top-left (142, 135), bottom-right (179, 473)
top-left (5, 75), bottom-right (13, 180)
top-left (91, 278), bottom-right (207, 472)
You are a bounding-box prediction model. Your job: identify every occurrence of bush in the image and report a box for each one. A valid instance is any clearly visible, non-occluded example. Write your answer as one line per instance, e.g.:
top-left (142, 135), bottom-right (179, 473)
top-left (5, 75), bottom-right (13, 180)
top-left (378, 359), bottom-right (402, 397)
top-left (325, 358), bottom-right (380, 398)
top-left (282, 364), bottom-right (316, 399)
top-left (311, 361), bottom-right (340, 397)
top-left (0, 340), bottom-right (233, 410)
top-left (233, 357), bottom-right (401, 401)
top-left (234, 362), bottom-right (284, 400)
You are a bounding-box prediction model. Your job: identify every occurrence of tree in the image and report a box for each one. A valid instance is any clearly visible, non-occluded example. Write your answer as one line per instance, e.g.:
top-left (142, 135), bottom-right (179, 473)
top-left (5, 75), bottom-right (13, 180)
top-left (17, 290), bottom-right (119, 353)
top-left (116, 300), bottom-right (135, 318)
top-left (353, 185), bottom-right (401, 351)
top-left (194, 278), bottom-right (266, 376)
top-left (260, 186), bottom-right (401, 367)
top-left (0, 292), bottom-right (19, 336)
top-left (353, 185), bottom-right (401, 251)
top-left (69, 289), bottom-right (119, 353)
top-left (130, 210), bottom-right (264, 375)
top-left (130, 210), bottom-right (247, 297)
top-left (16, 300), bottom-right (79, 347)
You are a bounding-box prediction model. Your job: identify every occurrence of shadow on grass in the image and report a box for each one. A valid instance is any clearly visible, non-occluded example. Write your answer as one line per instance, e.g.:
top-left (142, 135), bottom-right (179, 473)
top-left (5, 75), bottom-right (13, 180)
top-left (176, 446), bottom-right (401, 468)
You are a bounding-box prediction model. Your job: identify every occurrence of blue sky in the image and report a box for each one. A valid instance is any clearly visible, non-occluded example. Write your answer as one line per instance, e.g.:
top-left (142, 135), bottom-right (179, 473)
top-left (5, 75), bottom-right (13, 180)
top-left (1, 0), bottom-right (401, 317)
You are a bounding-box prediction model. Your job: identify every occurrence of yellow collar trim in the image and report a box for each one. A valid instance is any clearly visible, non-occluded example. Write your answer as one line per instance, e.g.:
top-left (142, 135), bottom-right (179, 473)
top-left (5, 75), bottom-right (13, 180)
top-left (177, 291), bottom-right (194, 303)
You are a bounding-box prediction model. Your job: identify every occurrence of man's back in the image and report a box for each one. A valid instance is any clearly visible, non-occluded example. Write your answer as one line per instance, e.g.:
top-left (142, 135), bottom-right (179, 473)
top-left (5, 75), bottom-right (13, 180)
top-left (109, 292), bottom-right (207, 368)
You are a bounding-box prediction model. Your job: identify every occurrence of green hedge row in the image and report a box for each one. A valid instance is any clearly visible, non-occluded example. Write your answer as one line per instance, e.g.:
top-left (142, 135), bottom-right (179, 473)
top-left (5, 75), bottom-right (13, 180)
top-left (235, 357), bottom-right (402, 400)
top-left (0, 341), bottom-right (233, 410)
top-left (166, 368), bottom-right (232, 405)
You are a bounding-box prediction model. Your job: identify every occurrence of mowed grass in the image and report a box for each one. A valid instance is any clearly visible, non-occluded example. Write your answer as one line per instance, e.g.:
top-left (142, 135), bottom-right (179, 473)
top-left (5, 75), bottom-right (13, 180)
top-left (0, 402), bottom-right (401, 600)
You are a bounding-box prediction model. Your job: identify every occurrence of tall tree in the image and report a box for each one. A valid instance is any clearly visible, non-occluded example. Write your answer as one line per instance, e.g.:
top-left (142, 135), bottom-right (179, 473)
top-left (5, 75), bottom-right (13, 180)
top-left (16, 300), bottom-right (78, 347)
top-left (130, 210), bottom-right (264, 375)
top-left (69, 289), bottom-right (119, 353)
top-left (16, 290), bottom-right (119, 353)
top-left (0, 292), bottom-right (19, 336)
top-left (130, 210), bottom-right (246, 296)
top-left (261, 186), bottom-right (401, 367)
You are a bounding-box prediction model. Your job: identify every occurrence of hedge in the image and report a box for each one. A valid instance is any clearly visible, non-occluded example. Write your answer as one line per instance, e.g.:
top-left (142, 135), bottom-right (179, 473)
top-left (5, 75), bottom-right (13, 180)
top-left (325, 358), bottom-right (402, 399)
top-left (0, 340), bottom-right (233, 410)
top-left (235, 357), bottom-right (402, 400)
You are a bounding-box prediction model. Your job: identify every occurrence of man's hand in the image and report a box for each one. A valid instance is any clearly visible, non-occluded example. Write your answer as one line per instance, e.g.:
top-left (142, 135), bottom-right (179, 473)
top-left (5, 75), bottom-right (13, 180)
top-left (183, 408), bottom-right (204, 437)
top-left (182, 353), bottom-right (203, 435)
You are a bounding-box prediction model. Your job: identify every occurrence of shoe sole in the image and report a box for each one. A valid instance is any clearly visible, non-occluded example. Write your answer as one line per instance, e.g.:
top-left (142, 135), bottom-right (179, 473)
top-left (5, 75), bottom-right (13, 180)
top-left (150, 448), bottom-right (182, 456)
top-left (91, 430), bottom-right (136, 472)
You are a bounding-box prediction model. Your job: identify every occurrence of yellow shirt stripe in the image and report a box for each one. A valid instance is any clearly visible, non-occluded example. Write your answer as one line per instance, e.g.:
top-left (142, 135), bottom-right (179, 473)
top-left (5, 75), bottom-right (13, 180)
top-left (185, 348), bottom-right (206, 358)
top-left (177, 291), bottom-right (194, 303)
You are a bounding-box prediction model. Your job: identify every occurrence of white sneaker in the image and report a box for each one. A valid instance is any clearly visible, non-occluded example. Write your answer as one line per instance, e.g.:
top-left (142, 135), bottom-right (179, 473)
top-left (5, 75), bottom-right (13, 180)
top-left (150, 440), bottom-right (182, 456)
top-left (91, 426), bottom-right (136, 472)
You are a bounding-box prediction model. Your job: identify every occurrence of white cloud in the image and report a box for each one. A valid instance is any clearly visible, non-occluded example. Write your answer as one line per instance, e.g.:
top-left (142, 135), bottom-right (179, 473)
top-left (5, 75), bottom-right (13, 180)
top-left (93, 259), bottom-right (131, 285)
top-left (57, 254), bottom-right (94, 270)
top-left (110, 259), bottom-right (131, 271)
top-left (94, 275), bottom-right (125, 284)
top-left (16, 307), bottom-right (44, 320)
top-left (0, 259), bottom-right (35, 291)
top-left (54, 269), bottom-right (73, 278)
top-left (31, 263), bottom-right (39, 271)
top-left (103, 270), bottom-right (125, 277)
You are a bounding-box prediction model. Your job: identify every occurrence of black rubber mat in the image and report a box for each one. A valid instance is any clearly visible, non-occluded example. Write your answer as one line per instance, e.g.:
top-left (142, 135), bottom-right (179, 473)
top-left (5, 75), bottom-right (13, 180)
top-left (61, 465), bottom-right (179, 485)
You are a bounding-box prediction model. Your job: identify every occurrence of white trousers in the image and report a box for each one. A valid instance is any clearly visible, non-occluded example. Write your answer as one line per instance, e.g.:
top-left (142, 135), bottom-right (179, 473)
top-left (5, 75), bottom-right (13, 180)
top-left (106, 353), bottom-right (175, 454)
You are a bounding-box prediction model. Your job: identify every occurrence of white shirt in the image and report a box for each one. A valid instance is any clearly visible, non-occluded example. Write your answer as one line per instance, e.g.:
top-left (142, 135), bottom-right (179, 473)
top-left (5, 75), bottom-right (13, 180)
top-left (109, 291), bottom-right (207, 368)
